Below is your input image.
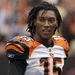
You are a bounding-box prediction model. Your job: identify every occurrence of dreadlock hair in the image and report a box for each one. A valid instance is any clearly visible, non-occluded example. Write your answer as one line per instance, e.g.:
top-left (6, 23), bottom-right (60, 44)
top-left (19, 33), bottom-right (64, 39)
top-left (27, 1), bottom-right (62, 37)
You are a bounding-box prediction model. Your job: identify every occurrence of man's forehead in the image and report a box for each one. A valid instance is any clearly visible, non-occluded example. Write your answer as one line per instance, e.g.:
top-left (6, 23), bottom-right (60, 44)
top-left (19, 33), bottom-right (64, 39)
top-left (37, 10), bottom-right (56, 17)
top-left (38, 10), bottom-right (47, 15)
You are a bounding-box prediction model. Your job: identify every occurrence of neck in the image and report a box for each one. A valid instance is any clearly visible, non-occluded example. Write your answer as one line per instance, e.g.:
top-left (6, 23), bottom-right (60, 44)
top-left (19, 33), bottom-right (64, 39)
top-left (33, 34), bottom-right (52, 47)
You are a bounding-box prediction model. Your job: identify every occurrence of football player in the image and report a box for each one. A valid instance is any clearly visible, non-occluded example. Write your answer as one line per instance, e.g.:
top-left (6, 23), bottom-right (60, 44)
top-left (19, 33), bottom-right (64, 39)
top-left (5, 2), bottom-right (69, 75)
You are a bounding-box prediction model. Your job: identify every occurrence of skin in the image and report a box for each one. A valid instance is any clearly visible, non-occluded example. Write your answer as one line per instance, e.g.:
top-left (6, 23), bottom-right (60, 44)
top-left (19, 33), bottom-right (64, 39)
top-left (33, 10), bottom-right (58, 47)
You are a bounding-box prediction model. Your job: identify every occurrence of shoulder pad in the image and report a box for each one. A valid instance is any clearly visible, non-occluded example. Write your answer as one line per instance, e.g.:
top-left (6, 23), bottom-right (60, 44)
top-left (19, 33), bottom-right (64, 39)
top-left (52, 36), bottom-right (69, 51)
top-left (52, 35), bottom-right (64, 41)
top-left (9, 36), bottom-right (33, 42)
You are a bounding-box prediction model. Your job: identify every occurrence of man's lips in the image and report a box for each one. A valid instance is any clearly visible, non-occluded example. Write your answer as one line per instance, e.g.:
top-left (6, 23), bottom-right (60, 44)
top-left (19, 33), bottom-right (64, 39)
top-left (42, 29), bottom-right (51, 34)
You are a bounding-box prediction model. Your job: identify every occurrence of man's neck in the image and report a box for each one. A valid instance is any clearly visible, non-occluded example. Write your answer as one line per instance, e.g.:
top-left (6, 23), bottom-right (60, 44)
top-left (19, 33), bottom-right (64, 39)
top-left (33, 35), bottom-right (52, 47)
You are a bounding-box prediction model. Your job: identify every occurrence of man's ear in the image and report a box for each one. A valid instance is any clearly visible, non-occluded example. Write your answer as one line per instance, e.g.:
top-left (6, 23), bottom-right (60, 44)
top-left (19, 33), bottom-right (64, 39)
top-left (55, 21), bottom-right (58, 28)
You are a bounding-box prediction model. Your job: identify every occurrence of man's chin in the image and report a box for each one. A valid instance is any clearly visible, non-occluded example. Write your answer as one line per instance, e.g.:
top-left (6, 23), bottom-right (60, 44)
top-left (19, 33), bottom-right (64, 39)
top-left (41, 35), bottom-right (52, 40)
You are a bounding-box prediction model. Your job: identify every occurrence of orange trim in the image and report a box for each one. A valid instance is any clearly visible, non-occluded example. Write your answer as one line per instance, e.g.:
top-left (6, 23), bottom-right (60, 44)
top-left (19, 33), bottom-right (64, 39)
top-left (6, 45), bottom-right (23, 53)
top-left (40, 61), bottom-right (44, 66)
top-left (53, 71), bottom-right (58, 75)
top-left (14, 36), bottom-right (21, 39)
top-left (39, 58), bottom-right (50, 75)
top-left (29, 41), bottom-right (41, 57)
top-left (52, 36), bottom-right (69, 51)
top-left (39, 58), bottom-right (45, 75)
top-left (16, 44), bottom-right (24, 51)
top-left (48, 58), bottom-right (50, 75)
top-left (22, 41), bottom-right (41, 57)
top-left (9, 36), bottom-right (21, 41)
top-left (56, 58), bottom-right (62, 66)
top-left (53, 58), bottom-right (62, 75)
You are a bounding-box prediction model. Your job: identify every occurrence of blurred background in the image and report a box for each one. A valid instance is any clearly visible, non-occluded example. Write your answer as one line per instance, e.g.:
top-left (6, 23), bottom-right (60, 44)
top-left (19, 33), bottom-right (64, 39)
top-left (0, 0), bottom-right (75, 75)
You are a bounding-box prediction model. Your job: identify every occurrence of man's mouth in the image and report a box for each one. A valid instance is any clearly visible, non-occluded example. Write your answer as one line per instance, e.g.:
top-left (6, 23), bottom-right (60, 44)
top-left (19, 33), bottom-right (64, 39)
top-left (42, 29), bottom-right (50, 34)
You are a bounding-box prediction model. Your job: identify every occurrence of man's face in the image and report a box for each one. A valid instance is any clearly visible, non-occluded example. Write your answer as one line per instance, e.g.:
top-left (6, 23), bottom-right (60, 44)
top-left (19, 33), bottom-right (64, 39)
top-left (34, 10), bottom-right (58, 40)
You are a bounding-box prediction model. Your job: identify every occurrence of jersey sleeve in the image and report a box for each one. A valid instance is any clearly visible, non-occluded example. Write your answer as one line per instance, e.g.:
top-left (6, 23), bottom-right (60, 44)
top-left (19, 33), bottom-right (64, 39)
top-left (5, 36), bottom-right (29, 60)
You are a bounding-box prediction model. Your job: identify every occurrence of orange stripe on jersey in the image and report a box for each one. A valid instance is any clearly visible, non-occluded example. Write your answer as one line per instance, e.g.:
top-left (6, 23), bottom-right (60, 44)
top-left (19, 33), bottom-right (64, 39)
top-left (6, 45), bottom-right (24, 53)
top-left (16, 44), bottom-right (24, 51)
top-left (10, 36), bottom-right (21, 41)
top-left (22, 41), bottom-right (41, 57)
top-left (6, 41), bottom-right (24, 52)
top-left (13, 36), bottom-right (21, 39)
top-left (48, 58), bottom-right (50, 75)
top-left (29, 41), bottom-right (41, 57)
top-left (52, 36), bottom-right (69, 51)
top-left (53, 58), bottom-right (62, 75)
top-left (39, 58), bottom-right (50, 75)
top-left (55, 58), bottom-right (62, 74)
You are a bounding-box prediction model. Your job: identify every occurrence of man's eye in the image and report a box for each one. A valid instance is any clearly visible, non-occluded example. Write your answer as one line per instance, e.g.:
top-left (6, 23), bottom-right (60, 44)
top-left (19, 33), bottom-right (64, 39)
top-left (39, 18), bottom-right (45, 22)
top-left (48, 18), bottom-right (55, 23)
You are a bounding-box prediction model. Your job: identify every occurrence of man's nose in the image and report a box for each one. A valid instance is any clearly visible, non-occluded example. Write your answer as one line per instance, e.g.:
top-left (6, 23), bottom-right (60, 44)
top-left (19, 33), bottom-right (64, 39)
top-left (44, 21), bottom-right (50, 28)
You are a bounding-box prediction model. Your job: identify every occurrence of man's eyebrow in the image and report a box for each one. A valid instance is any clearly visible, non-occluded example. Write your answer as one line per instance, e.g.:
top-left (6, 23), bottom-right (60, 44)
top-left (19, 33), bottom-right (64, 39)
top-left (40, 10), bottom-right (47, 17)
top-left (39, 16), bottom-right (45, 18)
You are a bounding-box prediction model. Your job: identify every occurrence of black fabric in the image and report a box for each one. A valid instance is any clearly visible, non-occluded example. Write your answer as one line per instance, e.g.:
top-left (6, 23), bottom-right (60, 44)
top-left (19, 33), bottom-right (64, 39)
top-left (7, 43), bottom-right (25, 52)
top-left (8, 59), bottom-right (27, 75)
top-left (7, 49), bottom-right (26, 60)
top-left (0, 55), bottom-right (8, 75)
